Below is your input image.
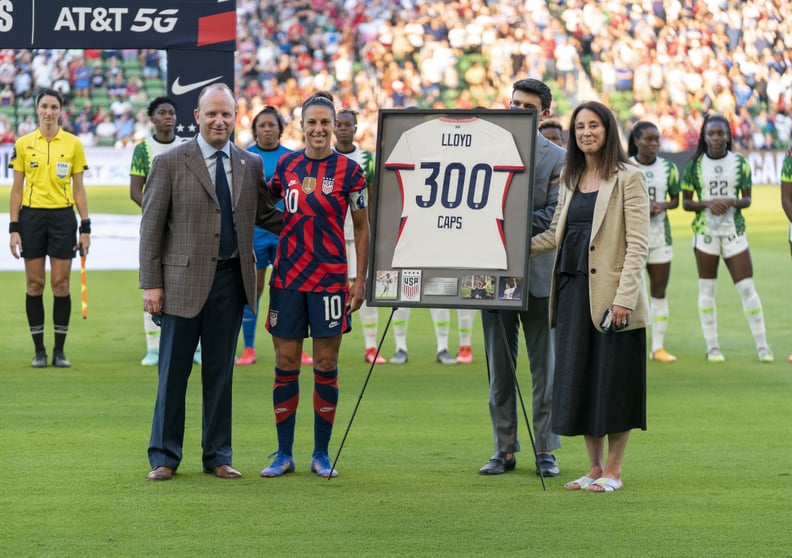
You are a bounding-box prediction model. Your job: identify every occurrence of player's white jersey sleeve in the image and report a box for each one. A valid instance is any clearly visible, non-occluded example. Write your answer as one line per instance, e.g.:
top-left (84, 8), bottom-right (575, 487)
top-left (384, 117), bottom-right (525, 269)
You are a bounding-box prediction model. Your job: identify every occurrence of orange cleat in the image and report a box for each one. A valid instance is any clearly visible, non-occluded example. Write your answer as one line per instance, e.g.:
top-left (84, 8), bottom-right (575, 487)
top-left (364, 347), bottom-right (386, 364)
top-left (649, 348), bottom-right (677, 363)
top-left (301, 350), bottom-right (314, 366)
top-left (235, 347), bottom-right (256, 366)
top-left (456, 345), bottom-right (473, 364)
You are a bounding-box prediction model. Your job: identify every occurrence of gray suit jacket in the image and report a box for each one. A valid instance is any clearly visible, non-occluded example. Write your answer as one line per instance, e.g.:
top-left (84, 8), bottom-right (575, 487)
top-left (139, 139), bottom-right (282, 318)
top-left (528, 133), bottom-right (566, 298)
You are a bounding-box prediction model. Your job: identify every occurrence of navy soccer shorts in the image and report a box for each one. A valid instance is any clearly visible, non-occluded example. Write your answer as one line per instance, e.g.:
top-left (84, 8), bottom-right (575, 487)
top-left (266, 287), bottom-right (351, 338)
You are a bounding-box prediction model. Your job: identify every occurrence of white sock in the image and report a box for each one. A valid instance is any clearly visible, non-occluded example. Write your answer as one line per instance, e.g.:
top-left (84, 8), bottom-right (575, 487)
top-left (698, 279), bottom-right (719, 350)
top-left (392, 308), bottom-right (410, 352)
top-left (735, 277), bottom-right (768, 350)
top-left (144, 311), bottom-right (160, 351)
top-left (650, 297), bottom-right (669, 352)
top-left (431, 308), bottom-right (450, 352)
top-left (358, 301), bottom-right (379, 350)
top-left (457, 309), bottom-right (475, 348)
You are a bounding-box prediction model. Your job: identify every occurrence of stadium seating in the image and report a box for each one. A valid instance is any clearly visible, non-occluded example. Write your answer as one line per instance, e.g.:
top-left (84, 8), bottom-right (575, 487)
top-left (5, 0), bottom-right (791, 150)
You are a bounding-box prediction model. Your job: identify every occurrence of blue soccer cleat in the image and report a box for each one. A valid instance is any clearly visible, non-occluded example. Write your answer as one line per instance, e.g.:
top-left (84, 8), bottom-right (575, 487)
top-left (310, 452), bottom-right (338, 478)
top-left (260, 451), bottom-right (295, 477)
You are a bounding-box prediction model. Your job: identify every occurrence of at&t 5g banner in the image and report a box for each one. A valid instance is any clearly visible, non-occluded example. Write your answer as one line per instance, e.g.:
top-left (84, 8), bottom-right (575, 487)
top-left (0, 0), bottom-right (235, 50)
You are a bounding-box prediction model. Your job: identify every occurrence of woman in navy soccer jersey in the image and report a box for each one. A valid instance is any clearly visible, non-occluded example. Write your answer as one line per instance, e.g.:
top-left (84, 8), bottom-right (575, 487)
top-left (627, 121), bottom-right (680, 363)
top-left (260, 93), bottom-right (369, 478)
top-left (8, 88), bottom-right (90, 368)
top-left (681, 113), bottom-right (773, 363)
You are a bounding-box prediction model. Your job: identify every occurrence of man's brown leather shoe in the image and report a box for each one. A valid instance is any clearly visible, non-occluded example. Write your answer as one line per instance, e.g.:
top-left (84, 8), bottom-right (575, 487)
top-left (206, 464), bottom-right (242, 479)
top-left (147, 466), bottom-right (173, 481)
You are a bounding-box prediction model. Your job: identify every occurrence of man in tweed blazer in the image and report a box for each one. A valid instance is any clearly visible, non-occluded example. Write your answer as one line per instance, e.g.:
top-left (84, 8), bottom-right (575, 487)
top-left (140, 83), bottom-right (282, 481)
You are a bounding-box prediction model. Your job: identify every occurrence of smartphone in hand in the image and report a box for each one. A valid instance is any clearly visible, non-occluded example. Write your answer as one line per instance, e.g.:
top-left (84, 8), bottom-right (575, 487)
top-left (600, 308), bottom-right (613, 332)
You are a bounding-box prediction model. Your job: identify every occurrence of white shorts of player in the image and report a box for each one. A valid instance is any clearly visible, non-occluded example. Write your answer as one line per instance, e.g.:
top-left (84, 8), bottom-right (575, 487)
top-left (693, 233), bottom-right (749, 259)
top-left (647, 244), bottom-right (673, 265)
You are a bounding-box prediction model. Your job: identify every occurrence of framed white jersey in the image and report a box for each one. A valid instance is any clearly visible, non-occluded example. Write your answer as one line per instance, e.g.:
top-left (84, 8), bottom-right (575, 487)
top-left (384, 117), bottom-right (525, 269)
top-left (368, 109), bottom-right (538, 312)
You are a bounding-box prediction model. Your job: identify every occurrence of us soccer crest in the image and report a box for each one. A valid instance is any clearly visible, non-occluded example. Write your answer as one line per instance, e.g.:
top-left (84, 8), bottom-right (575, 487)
top-left (302, 177), bottom-right (316, 194)
top-left (269, 309), bottom-right (278, 327)
top-left (400, 270), bottom-right (422, 302)
top-left (322, 176), bottom-right (334, 194)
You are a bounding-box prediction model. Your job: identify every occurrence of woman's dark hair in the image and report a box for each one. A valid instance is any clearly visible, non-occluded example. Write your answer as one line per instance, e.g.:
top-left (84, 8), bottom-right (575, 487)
top-left (35, 88), bottom-right (63, 109)
top-left (627, 120), bottom-right (659, 158)
top-left (252, 106), bottom-right (286, 138)
top-left (562, 100), bottom-right (629, 190)
top-left (301, 91), bottom-right (336, 120)
top-left (690, 113), bottom-right (732, 164)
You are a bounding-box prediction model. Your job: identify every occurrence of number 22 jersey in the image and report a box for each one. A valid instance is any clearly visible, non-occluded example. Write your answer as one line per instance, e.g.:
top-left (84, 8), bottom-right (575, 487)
top-left (681, 151), bottom-right (750, 237)
top-left (384, 117), bottom-right (525, 269)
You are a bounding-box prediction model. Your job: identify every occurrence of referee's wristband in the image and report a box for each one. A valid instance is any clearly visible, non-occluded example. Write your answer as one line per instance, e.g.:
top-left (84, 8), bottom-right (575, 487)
top-left (9, 221), bottom-right (20, 234)
top-left (79, 219), bottom-right (91, 234)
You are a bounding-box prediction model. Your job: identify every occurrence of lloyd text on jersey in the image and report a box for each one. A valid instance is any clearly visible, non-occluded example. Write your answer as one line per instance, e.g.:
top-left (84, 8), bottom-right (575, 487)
top-left (440, 133), bottom-right (473, 147)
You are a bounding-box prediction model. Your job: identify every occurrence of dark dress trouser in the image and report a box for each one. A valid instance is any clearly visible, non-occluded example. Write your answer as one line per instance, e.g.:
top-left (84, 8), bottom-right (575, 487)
top-left (481, 293), bottom-right (561, 455)
top-left (148, 263), bottom-right (246, 471)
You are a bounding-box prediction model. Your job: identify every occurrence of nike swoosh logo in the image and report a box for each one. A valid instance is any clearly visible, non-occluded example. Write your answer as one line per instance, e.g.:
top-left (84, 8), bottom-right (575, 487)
top-left (171, 75), bottom-right (224, 95)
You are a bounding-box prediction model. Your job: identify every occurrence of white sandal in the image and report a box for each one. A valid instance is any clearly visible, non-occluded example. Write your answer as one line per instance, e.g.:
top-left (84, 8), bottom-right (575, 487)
top-left (586, 477), bottom-right (623, 492)
top-left (564, 475), bottom-right (595, 490)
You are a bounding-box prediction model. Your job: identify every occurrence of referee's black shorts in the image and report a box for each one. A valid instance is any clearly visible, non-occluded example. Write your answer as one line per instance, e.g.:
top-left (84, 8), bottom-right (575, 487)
top-left (18, 206), bottom-right (78, 260)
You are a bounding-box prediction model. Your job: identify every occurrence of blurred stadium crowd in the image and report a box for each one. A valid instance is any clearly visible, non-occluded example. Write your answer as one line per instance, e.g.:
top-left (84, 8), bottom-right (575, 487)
top-left (1, 0), bottom-right (790, 153)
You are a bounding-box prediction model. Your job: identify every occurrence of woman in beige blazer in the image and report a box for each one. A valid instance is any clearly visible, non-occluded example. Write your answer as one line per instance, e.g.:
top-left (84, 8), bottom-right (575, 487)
top-left (531, 101), bottom-right (649, 493)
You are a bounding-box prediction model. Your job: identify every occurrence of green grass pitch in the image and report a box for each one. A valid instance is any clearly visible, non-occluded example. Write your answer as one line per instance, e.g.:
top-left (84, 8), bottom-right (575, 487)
top-left (1, 185), bottom-right (791, 556)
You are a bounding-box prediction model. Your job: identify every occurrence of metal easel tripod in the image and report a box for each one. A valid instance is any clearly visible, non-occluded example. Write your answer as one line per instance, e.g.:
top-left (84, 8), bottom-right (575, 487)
top-left (482, 309), bottom-right (546, 491)
top-left (328, 306), bottom-right (398, 479)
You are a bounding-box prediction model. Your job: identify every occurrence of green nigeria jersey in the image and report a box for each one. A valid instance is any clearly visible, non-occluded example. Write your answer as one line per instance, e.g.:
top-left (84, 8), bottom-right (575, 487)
top-left (130, 136), bottom-right (190, 178)
top-left (343, 146), bottom-right (375, 186)
top-left (630, 155), bottom-right (680, 248)
top-left (681, 151), bottom-right (751, 237)
top-left (781, 154), bottom-right (792, 183)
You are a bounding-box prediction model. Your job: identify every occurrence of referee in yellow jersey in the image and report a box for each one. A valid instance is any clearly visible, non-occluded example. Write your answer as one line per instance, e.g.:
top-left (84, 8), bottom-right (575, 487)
top-left (8, 88), bottom-right (90, 368)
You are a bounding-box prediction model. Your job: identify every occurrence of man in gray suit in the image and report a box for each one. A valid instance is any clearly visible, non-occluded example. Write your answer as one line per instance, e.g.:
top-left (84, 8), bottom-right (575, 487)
top-left (140, 83), bottom-right (282, 481)
top-left (479, 79), bottom-right (566, 476)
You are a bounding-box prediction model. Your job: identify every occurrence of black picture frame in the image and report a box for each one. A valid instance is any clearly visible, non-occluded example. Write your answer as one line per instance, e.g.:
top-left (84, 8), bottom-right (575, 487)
top-left (366, 108), bottom-right (537, 311)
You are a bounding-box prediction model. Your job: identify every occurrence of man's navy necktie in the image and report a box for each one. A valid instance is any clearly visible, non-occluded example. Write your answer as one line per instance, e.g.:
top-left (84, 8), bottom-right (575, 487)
top-left (214, 151), bottom-right (236, 260)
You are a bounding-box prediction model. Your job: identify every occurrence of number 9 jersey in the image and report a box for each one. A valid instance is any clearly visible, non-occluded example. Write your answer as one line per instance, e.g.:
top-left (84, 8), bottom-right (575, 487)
top-left (385, 117), bottom-right (525, 270)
